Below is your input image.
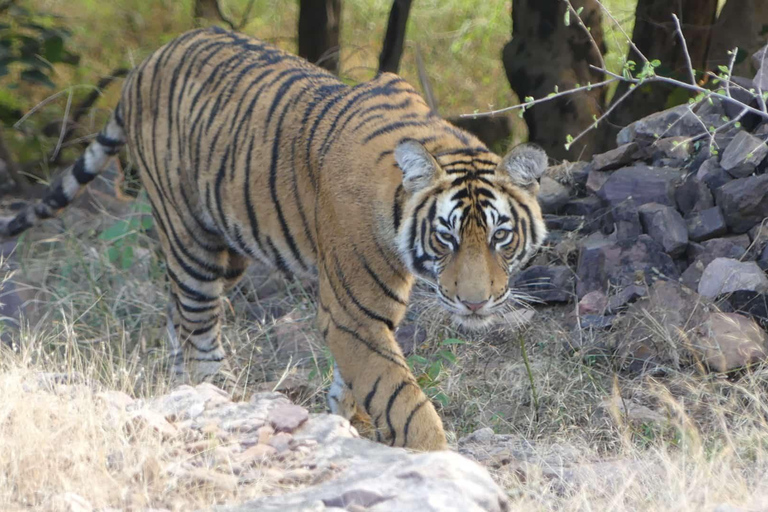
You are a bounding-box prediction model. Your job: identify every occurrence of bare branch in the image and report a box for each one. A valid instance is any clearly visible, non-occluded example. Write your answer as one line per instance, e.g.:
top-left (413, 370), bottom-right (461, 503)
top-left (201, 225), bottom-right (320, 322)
top-left (563, 0), bottom-right (606, 70)
top-left (51, 88), bottom-right (73, 163)
top-left (461, 78), bottom-right (619, 119)
top-left (592, 0), bottom-right (648, 65)
top-left (566, 83), bottom-right (636, 150)
top-left (671, 14), bottom-right (696, 86)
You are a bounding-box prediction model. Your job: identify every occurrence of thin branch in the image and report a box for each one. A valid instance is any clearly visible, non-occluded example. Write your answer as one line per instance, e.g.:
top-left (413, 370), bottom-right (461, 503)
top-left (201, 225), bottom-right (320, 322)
top-left (671, 14), bottom-right (696, 86)
top-left (415, 44), bottom-right (438, 113)
top-left (461, 78), bottom-right (619, 119)
top-left (566, 82), bottom-right (637, 150)
top-left (236, 0), bottom-right (257, 30)
top-left (593, 0), bottom-right (648, 65)
top-left (596, 65), bottom-right (768, 121)
top-left (725, 47), bottom-right (738, 99)
top-left (51, 87), bottom-right (73, 163)
top-left (563, 0), bottom-right (605, 70)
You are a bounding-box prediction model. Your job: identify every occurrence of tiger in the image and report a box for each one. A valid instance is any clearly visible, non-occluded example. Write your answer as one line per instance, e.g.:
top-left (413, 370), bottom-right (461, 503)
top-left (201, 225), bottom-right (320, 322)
top-left (1, 27), bottom-right (548, 451)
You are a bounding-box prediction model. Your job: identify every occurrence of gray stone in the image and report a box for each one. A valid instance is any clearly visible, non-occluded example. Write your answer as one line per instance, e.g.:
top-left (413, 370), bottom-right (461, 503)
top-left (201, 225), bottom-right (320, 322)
top-left (586, 169), bottom-right (611, 195)
top-left (675, 177), bottom-right (714, 216)
top-left (638, 203), bottom-right (688, 257)
top-left (220, 441), bottom-right (509, 512)
top-left (576, 234), bottom-right (679, 297)
top-left (611, 202), bottom-right (642, 241)
top-left (597, 165), bottom-right (683, 209)
top-left (544, 214), bottom-right (586, 232)
top-left (607, 284), bottom-right (647, 313)
top-left (698, 258), bottom-right (768, 298)
top-left (695, 157), bottom-right (732, 189)
top-left (537, 176), bottom-right (571, 214)
top-left (512, 265), bottom-right (574, 303)
top-left (652, 136), bottom-right (693, 161)
top-left (617, 104), bottom-right (725, 146)
top-left (563, 195), bottom-right (603, 217)
top-left (685, 207), bottom-right (728, 242)
top-left (681, 236), bottom-right (751, 290)
top-left (395, 324), bottom-right (426, 356)
top-left (760, 244), bottom-right (768, 271)
top-left (716, 174), bottom-right (768, 233)
top-left (720, 131), bottom-right (768, 177)
top-left (693, 312), bottom-right (768, 372)
top-left (590, 142), bottom-right (638, 172)
top-left (753, 43), bottom-right (768, 91)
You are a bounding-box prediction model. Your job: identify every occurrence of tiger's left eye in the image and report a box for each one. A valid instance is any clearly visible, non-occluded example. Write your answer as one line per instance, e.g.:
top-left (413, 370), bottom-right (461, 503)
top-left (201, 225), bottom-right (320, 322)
top-left (493, 229), bottom-right (511, 243)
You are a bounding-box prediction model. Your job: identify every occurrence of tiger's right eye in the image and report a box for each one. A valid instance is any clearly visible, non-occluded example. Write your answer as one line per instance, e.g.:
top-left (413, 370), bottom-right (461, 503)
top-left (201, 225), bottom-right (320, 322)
top-left (436, 231), bottom-right (456, 249)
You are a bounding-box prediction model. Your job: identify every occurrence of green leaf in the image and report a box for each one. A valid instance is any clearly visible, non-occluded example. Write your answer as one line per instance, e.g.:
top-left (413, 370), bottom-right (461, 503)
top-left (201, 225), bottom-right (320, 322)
top-left (564, 9), bottom-right (570, 26)
top-left (718, 65), bottom-right (730, 74)
top-left (120, 245), bottom-right (134, 270)
top-left (650, 59), bottom-right (661, 67)
top-left (99, 219), bottom-right (131, 241)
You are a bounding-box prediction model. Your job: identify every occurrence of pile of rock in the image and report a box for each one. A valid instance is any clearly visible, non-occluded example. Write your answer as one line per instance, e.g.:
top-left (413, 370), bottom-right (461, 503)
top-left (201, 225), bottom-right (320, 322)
top-left (516, 45), bottom-right (768, 374)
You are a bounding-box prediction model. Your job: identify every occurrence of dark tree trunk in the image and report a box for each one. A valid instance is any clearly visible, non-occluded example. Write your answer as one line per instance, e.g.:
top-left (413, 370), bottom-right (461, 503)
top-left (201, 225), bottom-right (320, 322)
top-left (707, 0), bottom-right (768, 76)
top-left (605, 0), bottom-right (718, 141)
top-left (298, 0), bottom-right (342, 74)
top-left (502, 0), bottom-right (606, 161)
top-left (378, 0), bottom-right (413, 74)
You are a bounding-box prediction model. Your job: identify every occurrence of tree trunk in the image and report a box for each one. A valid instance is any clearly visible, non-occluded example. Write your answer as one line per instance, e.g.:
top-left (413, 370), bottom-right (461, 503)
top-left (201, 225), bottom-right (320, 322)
top-left (605, 0), bottom-right (718, 142)
top-left (502, 0), bottom-right (606, 161)
top-left (707, 0), bottom-right (768, 77)
top-left (378, 0), bottom-right (413, 74)
top-left (298, 0), bottom-right (342, 74)
top-left (194, 0), bottom-right (235, 29)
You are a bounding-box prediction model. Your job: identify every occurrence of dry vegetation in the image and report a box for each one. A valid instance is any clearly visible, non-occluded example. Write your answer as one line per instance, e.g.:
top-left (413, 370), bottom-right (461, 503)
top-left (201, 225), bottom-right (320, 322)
top-left (1, 190), bottom-right (768, 510)
top-left (1, 0), bottom-right (767, 510)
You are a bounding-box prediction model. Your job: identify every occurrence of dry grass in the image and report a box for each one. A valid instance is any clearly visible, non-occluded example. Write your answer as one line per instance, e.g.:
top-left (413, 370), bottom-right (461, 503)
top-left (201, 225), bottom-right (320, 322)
top-left (3, 191), bottom-right (768, 510)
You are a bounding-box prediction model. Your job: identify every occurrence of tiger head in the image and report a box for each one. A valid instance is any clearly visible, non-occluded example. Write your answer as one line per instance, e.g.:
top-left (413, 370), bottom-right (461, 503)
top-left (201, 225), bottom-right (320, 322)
top-left (395, 140), bottom-right (548, 329)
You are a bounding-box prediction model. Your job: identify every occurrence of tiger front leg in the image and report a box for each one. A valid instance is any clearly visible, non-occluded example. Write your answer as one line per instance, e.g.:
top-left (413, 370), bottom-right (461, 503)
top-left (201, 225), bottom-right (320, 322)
top-left (317, 300), bottom-right (447, 451)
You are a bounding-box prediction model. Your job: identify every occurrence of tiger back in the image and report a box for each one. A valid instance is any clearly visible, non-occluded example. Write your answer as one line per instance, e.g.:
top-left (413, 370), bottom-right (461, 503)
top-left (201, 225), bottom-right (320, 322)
top-left (1, 27), bottom-right (548, 451)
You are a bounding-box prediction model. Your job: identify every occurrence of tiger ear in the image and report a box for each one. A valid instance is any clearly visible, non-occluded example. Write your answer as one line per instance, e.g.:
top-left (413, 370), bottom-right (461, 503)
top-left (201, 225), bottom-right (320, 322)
top-left (499, 144), bottom-right (548, 190)
top-left (394, 140), bottom-right (440, 193)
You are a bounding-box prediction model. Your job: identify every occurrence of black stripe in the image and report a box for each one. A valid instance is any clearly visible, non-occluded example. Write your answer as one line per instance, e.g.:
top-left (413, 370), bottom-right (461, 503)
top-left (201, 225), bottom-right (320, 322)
top-left (364, 376), bottom-right (382, 413)
top-left (359, 253), bottom-right (407, 306)
top-left (386, 381), bottom-right (409, 446)
top-left (332, 255), bottom-right (394, 330)
top-left (403, 399), bottom-right (428, 447)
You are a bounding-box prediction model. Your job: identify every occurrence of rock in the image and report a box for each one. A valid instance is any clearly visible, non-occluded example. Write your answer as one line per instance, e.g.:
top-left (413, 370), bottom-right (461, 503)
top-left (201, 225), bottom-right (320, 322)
top-left (537, 176), bottom-right (571, 214)
top-left (614, 280), bottom-right (712, 372)
top-left (578, 290), bottom-right (608, 315)
top-left (682, 236), bottom-right (753, 289)
top-left (617, 104), bottom-right (723, 146)
top-left (395, 324), bottom-right (427, 356)
top-left (512, 265), bottom-right (574, 303)
top-left (544, 160), bottom-right (590, 188)
top-left (579, 315), bottom-right (615, 329)
top-left (221, 442), bottom-right (509, 512)
top-left (652, 136), bottom-right (692, 161)
top-left (638, 203), bottom-right (688, 257)
top-left (576, 234), bottom-right (679, 297)
top-left (685, 207), bottom-right (728, 242)
top-left (270, 311), bottom-right (318, 364)
top-left (126, 410), bottom-right (179, 440)
top-left (597, 165), bottom-right (683, 209)
top-left (675, 177), bottom-right (714, 216)
top-left (716, 175), bottom-right (768, 233)
top-left (748, 222), bottom-right (768, 258)
top-left (760, 245), bottom-right (768, 271)
top-left (47, 493), bottom-right (94, 512)
top-left (586, 169), bottom-right (611, 195)
top-left (611, 202), bottom-right (642, 241)
top-left (606, 284), bottom-right (647, 313)
top-left (594, 395), bottom-right (667, 427)
top-left (698, 258), bottom-right (768, 299)
top-left (590, 142), bottom-right (638, 172)
top-left (562, 195), bottom-right (603, 217)
top-left (695, 157), bottom-right (732, 189)
top-left (267, 404), bottom-right (309, 433)
top-left (720, 131), bottom-right (768, 178)
top-left (543, 214), bottom-right (586, 232)
top-left (727, 291), bottom-right (768, 331)
top-left (693, 312), bottom-right (768, 372)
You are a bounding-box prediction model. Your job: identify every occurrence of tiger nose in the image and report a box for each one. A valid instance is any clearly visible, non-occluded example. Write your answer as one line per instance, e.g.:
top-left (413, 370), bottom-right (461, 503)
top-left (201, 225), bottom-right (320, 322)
top-left (461, 299), bottom-right (488, 312)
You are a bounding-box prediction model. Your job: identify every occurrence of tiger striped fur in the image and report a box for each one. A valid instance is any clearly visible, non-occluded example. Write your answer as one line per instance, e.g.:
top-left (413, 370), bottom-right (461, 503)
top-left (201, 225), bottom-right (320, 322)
top-left (1, 27), bottom-right (549, 451)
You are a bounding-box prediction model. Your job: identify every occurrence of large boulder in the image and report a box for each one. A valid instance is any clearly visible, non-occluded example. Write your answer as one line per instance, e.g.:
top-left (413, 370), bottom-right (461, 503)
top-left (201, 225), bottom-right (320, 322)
top-left (698, 258), bottom-right (768, 298)
top-left (719, 131), bottom-right (768, 178)
top-left (576, 234), bottom-right (679, 297)
top-left (693, 312), bottom-right (768, 372)
top-left (715, 174), bottom-right (768, 233)
top-left (597, 165), bottom-right (683, 209)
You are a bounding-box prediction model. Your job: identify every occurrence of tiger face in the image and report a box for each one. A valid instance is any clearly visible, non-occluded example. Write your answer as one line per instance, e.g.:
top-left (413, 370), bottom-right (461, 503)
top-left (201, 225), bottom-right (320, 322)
top-left (395, 141), bottom-right (548, 329)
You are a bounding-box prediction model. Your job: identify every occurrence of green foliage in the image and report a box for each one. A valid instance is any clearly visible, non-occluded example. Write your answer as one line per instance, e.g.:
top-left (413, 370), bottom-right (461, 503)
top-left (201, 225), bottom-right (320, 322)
top-left (408, 337), bottom-right (465, 408)
top-left (98, 203), bottom-right (153, 270)
top-left (0, 1), bottom-right (81, 124)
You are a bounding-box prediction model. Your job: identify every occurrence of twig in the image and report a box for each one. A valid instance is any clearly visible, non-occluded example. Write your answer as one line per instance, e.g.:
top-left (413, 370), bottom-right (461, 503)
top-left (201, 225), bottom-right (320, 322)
top-left (415, 44), bottom-right (438, 113)
top-left (565, 82), bottom-right (637, 150)
top-left (596, 66), bottom-right (768, 121)
top-left (725, 47), bottom-right (738, 99)
top-left (236, 0), bottom-right (257, 30)
top-left (51, 87), bottom-right (73, 163)
top-left (518, 333), bottom-right (539, 418)
top-left (671, 14), bottom-right (696, 86)
top-left (461, 78), bottom-right (619, 119)
top-left (563, 0), bottom-right (606, 70)
top-left (593, 0), bottom-right (648, 65)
